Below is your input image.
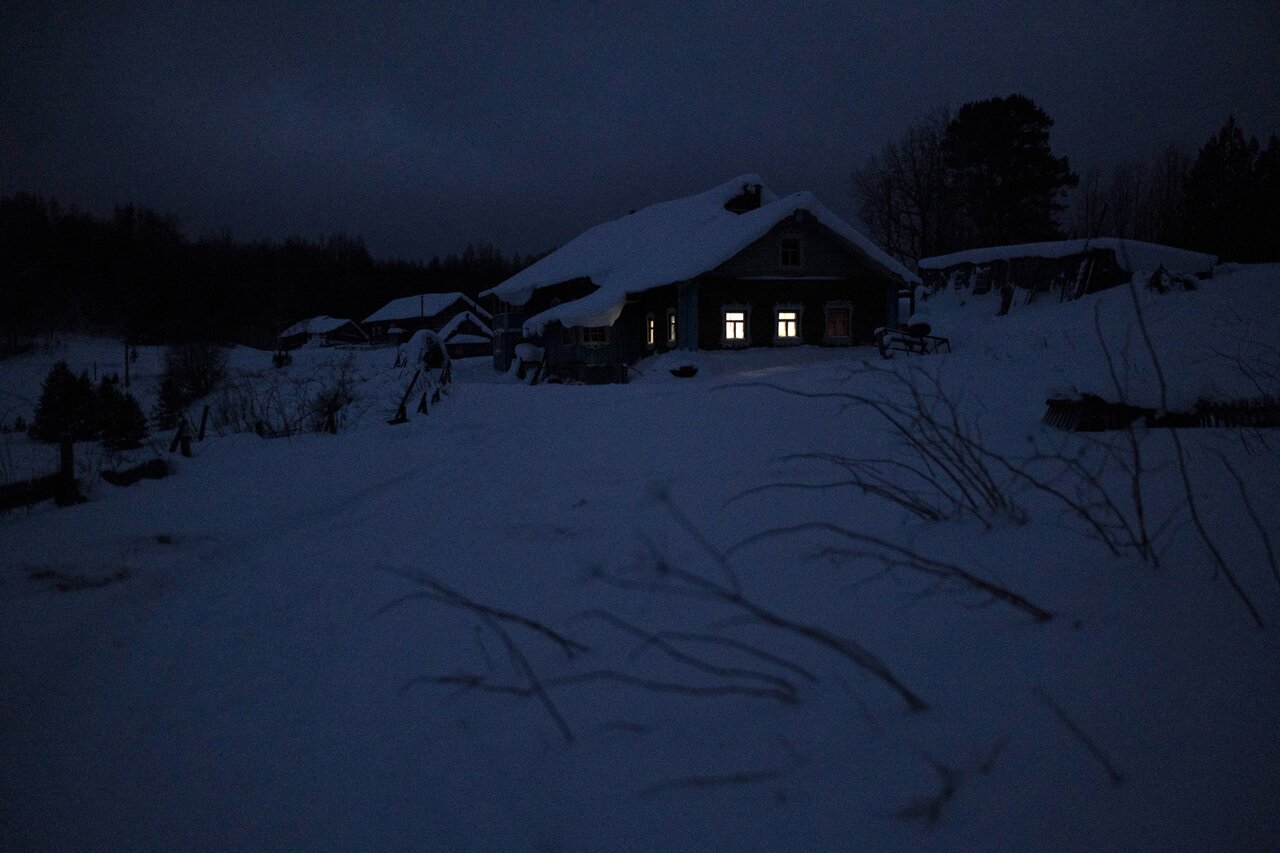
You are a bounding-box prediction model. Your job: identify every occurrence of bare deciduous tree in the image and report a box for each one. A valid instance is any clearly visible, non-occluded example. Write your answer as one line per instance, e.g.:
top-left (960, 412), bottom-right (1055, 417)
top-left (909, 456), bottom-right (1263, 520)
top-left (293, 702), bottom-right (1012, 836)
top-left (852, 109), bottom-right (959, 269)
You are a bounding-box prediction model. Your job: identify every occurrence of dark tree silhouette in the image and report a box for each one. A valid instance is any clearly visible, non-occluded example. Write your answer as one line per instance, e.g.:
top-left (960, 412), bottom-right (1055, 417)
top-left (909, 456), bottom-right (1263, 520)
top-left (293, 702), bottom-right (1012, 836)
top-left (852, 109), bottom-right (961, 268)
top-left (29, 362), bottom-right (97, 442)
top-left (1183, 118), bottom-right (1278, 261)
top-left (0, 193), bottom-right (534, 345)
top-left (943, 94), bottom-right (1078, 247)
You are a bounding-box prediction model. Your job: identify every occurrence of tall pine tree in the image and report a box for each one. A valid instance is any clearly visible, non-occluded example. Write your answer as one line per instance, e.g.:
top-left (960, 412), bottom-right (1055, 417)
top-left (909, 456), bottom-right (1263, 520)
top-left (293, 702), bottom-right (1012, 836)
top-left (1182, 116), bottom-right (1261, 261)
top-left (943, 94), bottom-right (1078, 247)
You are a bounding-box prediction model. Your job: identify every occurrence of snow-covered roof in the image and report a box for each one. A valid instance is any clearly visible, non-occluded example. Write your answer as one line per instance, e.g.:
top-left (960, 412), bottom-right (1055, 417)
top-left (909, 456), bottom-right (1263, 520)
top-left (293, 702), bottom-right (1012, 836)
top-left (445, 334), bottom-right (491, 345)
top-left (480, 175), bottom-right (920, 335)
top-left (280, 316), bottom-right (355, 338)
top-left (363, 292), bottom-right (489, 324)
top-left (918, 239), bottom-right (1217, 275)
top-left (439, 310), bottom-right (494, 341)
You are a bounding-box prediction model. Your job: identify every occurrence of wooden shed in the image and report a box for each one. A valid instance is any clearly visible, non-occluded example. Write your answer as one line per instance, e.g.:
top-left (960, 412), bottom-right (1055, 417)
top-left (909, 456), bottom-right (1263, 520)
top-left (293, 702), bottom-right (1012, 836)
top-left (918, 239), bottom-right (1216, 311)
top-left (363, 292), bottom-right (492, 344)
top-left (278, 316), bottom-right (367, 350)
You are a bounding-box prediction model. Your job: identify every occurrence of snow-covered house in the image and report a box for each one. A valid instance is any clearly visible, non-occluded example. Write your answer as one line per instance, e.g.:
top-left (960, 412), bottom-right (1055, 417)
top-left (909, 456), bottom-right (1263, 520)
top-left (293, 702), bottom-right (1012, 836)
top-left (362, 292), bottom-right (492, 344)
top-left (918, 239), bottom-right (1217, 309)
top-left (481, 175), bottom-right (920, 382)
top-left (278, 316), bottom-right (367, 350)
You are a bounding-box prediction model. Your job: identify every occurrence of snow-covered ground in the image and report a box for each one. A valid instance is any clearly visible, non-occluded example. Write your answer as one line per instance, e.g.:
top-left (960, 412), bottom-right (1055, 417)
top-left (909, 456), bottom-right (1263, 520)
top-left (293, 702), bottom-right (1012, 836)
top-left (2, 268), bottom-right (1279, 851)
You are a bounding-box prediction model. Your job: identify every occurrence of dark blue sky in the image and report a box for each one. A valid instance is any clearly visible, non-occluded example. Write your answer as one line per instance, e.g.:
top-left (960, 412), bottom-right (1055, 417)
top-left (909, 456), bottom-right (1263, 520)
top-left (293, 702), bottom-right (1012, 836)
top-left (3, 1), bottom-right (1277, 260)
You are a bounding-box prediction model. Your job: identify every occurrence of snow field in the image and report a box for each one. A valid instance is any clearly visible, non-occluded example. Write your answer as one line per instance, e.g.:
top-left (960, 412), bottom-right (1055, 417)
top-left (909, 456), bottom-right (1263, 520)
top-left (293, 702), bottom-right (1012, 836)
top-left (2, 267), bottom-right (1279, 850)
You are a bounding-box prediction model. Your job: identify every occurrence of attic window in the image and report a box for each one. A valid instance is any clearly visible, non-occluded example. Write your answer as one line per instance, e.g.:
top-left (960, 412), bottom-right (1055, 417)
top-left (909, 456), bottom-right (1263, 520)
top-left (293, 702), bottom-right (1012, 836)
top-left (780, 237), bottom-right (803, 268)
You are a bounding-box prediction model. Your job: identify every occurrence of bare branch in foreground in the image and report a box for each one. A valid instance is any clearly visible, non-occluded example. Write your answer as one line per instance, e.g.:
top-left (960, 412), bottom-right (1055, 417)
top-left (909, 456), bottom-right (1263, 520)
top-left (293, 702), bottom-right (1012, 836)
top-left (1122, 277), bottom-right (1265, 628)
top-left (578, 610), bottom-right (800, 697)
top-left (728, 522), bottom-right (1053, 624)
top-left (650, 631), bottom-right (819, 684)
top-left (1034, 687), bottom-right (1123, 787)
top-left (377, 567), bottom-right (588, 658)
top-left (408, 669), bottom-right (796, 705)
top-left (895, 754), bottom-right (962, 828)
top-left (638, 768), bottom-right (782, 799)
top-left (600, 537), bottom-right (930, 713)
top-left (484, 611), bottom-right (576, 743)
top-left (1211, 448), bottom-right (1279, 590)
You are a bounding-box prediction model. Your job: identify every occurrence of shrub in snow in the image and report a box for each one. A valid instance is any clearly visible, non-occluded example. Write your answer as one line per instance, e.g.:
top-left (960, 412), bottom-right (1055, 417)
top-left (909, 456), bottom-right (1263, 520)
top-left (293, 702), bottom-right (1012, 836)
top-left (153, 376), bottom-right (186, 430)
top-left (162, 343), bottom-right (227, 402)
top-left (153, 342), bottom-right (228, 428)
top-left (29, 362), bottom-right (97, 442)
top-left (96, 379), bottom-right (148, 451)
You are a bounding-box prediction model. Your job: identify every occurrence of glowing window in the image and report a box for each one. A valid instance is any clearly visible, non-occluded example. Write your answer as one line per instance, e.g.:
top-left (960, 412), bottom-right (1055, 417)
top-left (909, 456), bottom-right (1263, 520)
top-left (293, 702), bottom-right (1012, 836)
top-left (667, 310), bottom-right (677, 343)
top-left (724, 310), bottom-right (746, 341)
top-left (646, 314), bottom-right (655, 346)
top-left (776, 310), bottom-right (798, 338)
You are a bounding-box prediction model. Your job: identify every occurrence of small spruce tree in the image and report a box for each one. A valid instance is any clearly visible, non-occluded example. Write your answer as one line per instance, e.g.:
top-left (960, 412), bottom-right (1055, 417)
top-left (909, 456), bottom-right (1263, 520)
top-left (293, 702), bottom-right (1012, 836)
top-left (97, 378), bottom-right (148, 450)
top-left (153, 375), bottom-right (187, 430)
top-left (30, 362), bottom-right (98, 442)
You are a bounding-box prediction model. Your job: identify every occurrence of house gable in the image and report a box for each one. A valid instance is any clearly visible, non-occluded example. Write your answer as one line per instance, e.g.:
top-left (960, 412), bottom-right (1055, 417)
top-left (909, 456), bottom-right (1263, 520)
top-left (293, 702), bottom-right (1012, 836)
top-left (710, 214), bottom-right (894, 281)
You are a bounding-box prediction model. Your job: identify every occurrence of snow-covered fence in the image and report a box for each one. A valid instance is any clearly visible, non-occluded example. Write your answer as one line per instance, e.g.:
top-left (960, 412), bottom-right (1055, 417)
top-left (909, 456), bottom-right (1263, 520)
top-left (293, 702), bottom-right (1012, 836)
top-left (1042, 394), bottom-right (1280, 432)
top-left (0, 438), bottom-right (80, 511)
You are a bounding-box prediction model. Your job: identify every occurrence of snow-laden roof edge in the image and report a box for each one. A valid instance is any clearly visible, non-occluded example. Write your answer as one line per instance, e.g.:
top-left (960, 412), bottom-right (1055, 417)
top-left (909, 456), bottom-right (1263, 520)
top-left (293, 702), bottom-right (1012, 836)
top-left (439, 310), bottom-right (494, 340)
top-left (280, 316), bottom-right (356, 337)
top-left (918, 238), bottom-right (1217, 274)
top-left (363, 292), bottom-right (491, 324)
top-left (477, 175), bottom-right (918, 336)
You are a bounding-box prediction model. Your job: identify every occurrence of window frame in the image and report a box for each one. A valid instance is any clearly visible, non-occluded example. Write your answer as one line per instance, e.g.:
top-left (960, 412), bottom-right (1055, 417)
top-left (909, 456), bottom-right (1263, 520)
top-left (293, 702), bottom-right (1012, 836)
top-left (779, 233), bottom-right (804, 269)
top-left (721, 304), bottom-right (750, 347)
top-left (773, 303), bottom-right (803, 345)
top-left (580, 326), bottom-right (610, 349)
top-left (823, 300), bottom-right (853, 344)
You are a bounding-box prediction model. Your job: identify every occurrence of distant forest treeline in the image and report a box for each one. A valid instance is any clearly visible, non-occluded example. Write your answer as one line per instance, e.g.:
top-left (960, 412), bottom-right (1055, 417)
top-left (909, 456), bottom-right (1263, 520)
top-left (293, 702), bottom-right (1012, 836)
top-left (0, 193), bottom-right (535, 346)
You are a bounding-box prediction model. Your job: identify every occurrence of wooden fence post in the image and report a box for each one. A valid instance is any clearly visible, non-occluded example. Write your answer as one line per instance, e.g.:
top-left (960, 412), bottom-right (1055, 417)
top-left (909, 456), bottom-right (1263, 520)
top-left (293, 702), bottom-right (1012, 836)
top-left (55, 437), bottom-right (80, 507)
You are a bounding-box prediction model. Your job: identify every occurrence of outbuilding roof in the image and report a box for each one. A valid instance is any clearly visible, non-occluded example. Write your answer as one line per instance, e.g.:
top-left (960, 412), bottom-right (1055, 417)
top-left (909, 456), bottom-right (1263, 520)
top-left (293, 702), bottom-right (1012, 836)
top-left (364, 292), bottom-right (491, 324)
top-left (918, 238), bottom-right (1217, 275)
top-left (280, 316), bottom-right (356, 338)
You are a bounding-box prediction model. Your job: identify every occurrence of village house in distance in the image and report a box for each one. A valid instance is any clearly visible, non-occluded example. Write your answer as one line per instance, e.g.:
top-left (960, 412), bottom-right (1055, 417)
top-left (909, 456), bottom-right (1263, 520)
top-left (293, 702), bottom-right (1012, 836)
top-left (361, 291), bottom-right (494, 354)
top-left (278, 316), bottom-right (368, 350)
top-left (482, 175), bottom-right (920, 382)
